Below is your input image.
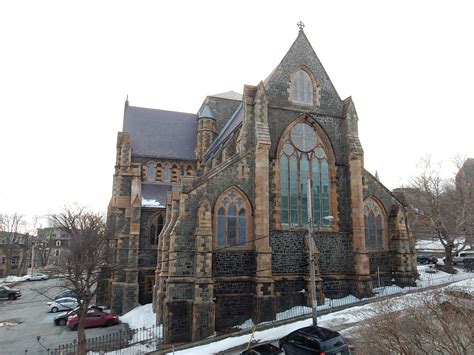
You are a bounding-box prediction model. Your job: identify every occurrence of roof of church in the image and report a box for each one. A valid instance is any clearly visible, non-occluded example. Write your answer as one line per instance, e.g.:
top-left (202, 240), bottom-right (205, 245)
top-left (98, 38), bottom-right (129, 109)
top-left (123, 105), bottom-right (197, 160)
top-left (205, 104), bottom-right (243, 161)
top-left (210, 91), bottom-right (243, 100)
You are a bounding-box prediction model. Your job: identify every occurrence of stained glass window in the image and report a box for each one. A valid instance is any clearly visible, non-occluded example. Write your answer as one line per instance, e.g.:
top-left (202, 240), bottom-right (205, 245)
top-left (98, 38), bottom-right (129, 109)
top-left (364, 197), bottom-right (386, 250)
top-left (215, 189), bottom-right (250, 247)
top-left (279, 122), bottom-right (331, 227)
top-left (291, 70), bottom-right (313, 105)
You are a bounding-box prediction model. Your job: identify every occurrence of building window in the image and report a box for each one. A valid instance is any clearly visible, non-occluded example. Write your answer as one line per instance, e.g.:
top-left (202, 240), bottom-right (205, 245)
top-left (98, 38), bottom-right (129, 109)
top-left (56, 241), bottom-right (61, 247)
top-left (11, 256), bottom-right (19, 265)
top-left (364, 197), bottom-right (386, 250)
top-left (1, 257), bottom-right (5, 264)
top-left (290, 69), bottom-right (313, 105)
top-left (163, 164), bottom-right (170, 181)
top-left (280, 122), bottom-right (331, 227)
top-left (149, 214), bottom-right (164, 245)
top-left (55, 250), bottom-right (60, 257)
top-left (215, 188), bottom-right (252, 248)
top-left (147, 162), bottom-right (155, 181)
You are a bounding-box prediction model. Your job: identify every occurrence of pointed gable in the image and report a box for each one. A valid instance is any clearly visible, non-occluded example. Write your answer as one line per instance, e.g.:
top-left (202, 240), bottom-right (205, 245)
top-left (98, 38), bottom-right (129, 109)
top-left (264, 30), bottom-right (343, 117)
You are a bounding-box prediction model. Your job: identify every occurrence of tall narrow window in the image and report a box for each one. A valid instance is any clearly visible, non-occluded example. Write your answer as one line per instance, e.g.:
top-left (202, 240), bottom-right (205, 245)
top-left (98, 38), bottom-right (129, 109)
top-left (149, 225), bottom-right (156, 245)
top-left (215, 188), bottom-right (252, 248)
top-left (217, 208), bottom-right (226, 246)
top-left (157, 215), bottom-right (164, 237)
top-left (148, 163), bottom-right (155, 181)
top-left (364, 197), bottom-right (386, 250)
top-left (163, 164), bottom-right (170, 181)
top-left (279, 122), bottom-right (332, 227)
top-left (290, 70), bottom-right (313, 105)
top-left (280, 154), bottom-right (289, 224)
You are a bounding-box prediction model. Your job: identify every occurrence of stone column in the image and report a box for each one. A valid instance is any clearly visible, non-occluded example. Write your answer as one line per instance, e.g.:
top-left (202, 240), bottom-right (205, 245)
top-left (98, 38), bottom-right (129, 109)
top-left (349, 156), bottom-right (372, 296)
top-left (192, 199), bottom-right (215, 341)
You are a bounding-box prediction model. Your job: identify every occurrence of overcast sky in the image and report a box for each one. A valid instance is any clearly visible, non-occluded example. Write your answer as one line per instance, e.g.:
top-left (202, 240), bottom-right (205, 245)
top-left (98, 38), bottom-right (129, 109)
top-left (1, 0), bottom-right (473, 228)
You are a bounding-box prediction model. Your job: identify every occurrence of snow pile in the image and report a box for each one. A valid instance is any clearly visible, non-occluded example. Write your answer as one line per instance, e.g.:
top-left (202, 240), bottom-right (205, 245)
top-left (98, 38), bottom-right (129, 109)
top-left (0, 275), bottom-right (30, 284)
top-left (120, 303), bottom-right (156, 329)
top-left (142, 198), bottom-right (164, 208)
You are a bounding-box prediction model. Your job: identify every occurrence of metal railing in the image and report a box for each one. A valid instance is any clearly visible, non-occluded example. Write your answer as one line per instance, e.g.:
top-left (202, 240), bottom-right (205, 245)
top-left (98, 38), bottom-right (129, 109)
top-left (46, 324), bottom-right (163, 355)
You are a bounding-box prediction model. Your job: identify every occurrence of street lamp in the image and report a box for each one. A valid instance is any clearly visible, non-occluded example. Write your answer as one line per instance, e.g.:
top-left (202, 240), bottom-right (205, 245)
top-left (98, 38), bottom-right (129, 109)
top-left (306, 176), bottom-right (333, 326)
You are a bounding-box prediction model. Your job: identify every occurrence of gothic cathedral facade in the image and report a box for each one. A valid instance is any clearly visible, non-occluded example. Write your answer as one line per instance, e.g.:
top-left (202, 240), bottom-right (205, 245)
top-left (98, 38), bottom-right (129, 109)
top-left (100, 29), bottom-right (417, 343)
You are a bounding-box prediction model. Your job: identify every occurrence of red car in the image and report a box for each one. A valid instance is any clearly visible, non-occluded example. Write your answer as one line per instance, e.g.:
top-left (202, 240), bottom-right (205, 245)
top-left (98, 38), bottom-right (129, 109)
top-left (66, 309), bottom-right (120, 330)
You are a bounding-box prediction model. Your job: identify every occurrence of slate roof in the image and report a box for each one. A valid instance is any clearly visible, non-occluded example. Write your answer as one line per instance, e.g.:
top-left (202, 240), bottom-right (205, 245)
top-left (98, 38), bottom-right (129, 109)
top-left (123, 105), bottom-right (197, 160)
top-left (210, 91), bottom-right (243, 100)
top-left (141, 183), bottom-right (172, 208)
top-left (205, 104), bottom-right (243, 161)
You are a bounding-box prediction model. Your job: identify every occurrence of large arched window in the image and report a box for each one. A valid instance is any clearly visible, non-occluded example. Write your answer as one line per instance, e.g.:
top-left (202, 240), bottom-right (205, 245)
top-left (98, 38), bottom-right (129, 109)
top-left (280, 122), bottom-right (332, 227)
top-left (364, 197), bottom-right (386, 250)
top-left (290, 69), bottom-right (313, 105)
top-left (214, 188), bottom-right (252, 248)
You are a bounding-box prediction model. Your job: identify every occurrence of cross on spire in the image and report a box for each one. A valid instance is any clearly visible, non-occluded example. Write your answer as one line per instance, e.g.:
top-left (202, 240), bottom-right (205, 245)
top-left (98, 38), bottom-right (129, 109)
top-left (297, 21), bottom-right (305, 31)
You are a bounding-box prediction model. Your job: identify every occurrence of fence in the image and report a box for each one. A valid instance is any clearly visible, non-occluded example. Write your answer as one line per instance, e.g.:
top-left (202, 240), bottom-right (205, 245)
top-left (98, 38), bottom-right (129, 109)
top-left (46, 324), bottom-right (163, 355)
top-left (36, 268), bottom-right (473, 354)
top-left (236, 267), bottom-right (474, 332)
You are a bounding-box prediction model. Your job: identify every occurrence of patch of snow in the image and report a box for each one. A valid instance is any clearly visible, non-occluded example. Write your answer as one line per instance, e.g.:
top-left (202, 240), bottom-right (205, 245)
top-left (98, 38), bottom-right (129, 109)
top-left (142, 198), bottom-right (164, 208)
top-left (120, 303), bottom-right (156, 330)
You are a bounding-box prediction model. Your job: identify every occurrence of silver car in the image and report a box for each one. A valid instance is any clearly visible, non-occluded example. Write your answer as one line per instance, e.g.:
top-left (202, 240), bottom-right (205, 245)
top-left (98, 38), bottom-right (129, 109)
top-left (47, 297), bottom-right (78, 313)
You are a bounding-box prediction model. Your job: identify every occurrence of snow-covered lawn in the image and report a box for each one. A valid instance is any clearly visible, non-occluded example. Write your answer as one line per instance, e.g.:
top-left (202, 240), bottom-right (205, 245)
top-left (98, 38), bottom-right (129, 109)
top-left (120, 303), bottom-right (157, 330)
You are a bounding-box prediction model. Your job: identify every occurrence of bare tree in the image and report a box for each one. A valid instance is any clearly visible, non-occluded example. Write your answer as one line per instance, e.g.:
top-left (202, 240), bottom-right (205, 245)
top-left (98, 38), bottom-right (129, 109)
top-left (353, 289), bottom-right (474, 354)
top-left (0, 213), bottom-right (27, 276)
top-left (49, 205), bottom-right (108, 355)
top-left (409, 157), bottom-right (474, 273)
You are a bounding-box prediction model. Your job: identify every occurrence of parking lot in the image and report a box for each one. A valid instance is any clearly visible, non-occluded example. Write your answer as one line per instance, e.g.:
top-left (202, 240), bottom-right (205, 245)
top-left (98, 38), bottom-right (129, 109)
top-left (0, 278), bottom-right (127, 354)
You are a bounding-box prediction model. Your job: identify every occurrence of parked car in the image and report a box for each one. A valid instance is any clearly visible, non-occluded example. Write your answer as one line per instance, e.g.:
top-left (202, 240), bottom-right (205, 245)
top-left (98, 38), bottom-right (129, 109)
top-left (54, 290), bottom-right (80, 300)
top-left (0, 286), bottom-right (22, 300)
top-left (443, 251), bottom-right (474, 265)
top-left (26, 273), bottom-right (49, 281)
top-left (67, 309), bottom-right (120, 330)
top-left (279, 325), bottom-right (350, 355)
top-left (54, 305), bottom-right (103, 326)
top-left (47, 297), bottom-right (78, 312)
top-left (416, 255), bottom-right (438, 264)
top-left (241, 343), bottom-right (284, 354)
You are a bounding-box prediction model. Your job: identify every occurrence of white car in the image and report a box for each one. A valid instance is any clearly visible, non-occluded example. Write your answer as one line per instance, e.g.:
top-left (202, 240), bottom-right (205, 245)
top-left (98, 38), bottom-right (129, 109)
top-left (27, 273), bottom-right (49, 281)
top-left (47, 297), bottom-right (78, 313)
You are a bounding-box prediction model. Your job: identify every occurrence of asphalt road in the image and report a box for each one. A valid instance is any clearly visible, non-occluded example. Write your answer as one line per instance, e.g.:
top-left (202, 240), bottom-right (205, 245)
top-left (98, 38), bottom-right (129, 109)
top-left (0, 278), bottom-right (127, 354)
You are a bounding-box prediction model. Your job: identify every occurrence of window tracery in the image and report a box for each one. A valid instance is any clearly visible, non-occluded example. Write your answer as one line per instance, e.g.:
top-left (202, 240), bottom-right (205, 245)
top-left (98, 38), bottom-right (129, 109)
top-left (364, 197), bottom-right (386, 250)
top-left (214, 188), bottom-right (251, 248)
top-left (279, 122), bottom-right (332, 227)
top-left (290, 69), bottom-right (313, 105)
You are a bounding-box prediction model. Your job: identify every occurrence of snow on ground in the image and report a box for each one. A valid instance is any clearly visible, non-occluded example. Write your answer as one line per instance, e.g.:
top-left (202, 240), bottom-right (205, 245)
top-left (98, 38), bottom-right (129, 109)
top-left (170, 268), bottom-right (473, 355)
top-left (120, 303), bottom-right (157, 330)
top-left (0, 275), bottom-right (30, 284)
top-left (416, 239), bottom-right (445, 251)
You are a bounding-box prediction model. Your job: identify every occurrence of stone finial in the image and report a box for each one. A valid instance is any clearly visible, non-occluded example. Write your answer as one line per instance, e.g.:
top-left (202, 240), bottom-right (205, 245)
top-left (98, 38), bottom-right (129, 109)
top-left (297, 21), bottom-right (305, 31)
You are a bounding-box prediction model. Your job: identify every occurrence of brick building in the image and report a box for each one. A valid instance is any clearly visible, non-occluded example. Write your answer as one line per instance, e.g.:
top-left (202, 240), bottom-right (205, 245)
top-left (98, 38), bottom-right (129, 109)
top-left (101, 28), bottom-right (417, 343)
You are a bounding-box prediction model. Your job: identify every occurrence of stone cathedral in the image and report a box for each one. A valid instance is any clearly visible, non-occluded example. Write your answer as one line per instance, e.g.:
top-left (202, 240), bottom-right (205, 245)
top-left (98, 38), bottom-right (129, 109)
top-left (100, 27), bottom-right (417, 343)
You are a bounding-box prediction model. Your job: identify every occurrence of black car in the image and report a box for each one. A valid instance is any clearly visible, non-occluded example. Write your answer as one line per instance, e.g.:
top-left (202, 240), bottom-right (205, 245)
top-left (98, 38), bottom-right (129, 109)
top-left (54, 290), bottom-right (80, 300)
top-left (279, 325), bottom-right (350, 355)
top-left (54, 305), bottom-right (103, 326)
top-left (241, 343), bottom-right (284, 355)
top-left (416, 255), bottom-right (438, 264)
top-left (0, 286), bottom-right (22, 300)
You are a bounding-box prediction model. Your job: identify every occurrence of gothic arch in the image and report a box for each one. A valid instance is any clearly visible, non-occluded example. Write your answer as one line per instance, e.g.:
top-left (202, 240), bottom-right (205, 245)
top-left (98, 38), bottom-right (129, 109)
top-left (213, 186), bottom-right (253, 249)
top-left (363, 196), bottom-right (388, 251)
top-left (147, 211), bottom-right (165, 245)
top-left (289, 66), bottom-right (320, 107)
top-left (275, 115), bottom-right (337, 229)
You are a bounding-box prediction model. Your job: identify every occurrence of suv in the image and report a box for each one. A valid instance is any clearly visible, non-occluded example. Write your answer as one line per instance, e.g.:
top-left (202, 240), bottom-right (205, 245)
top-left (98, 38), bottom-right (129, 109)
top-left (279, 325), bottom-right (350, 354)
top-left (416, 255), bottom-right (438, 264)
top-left (0, 286), bottom-right (22, 300)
